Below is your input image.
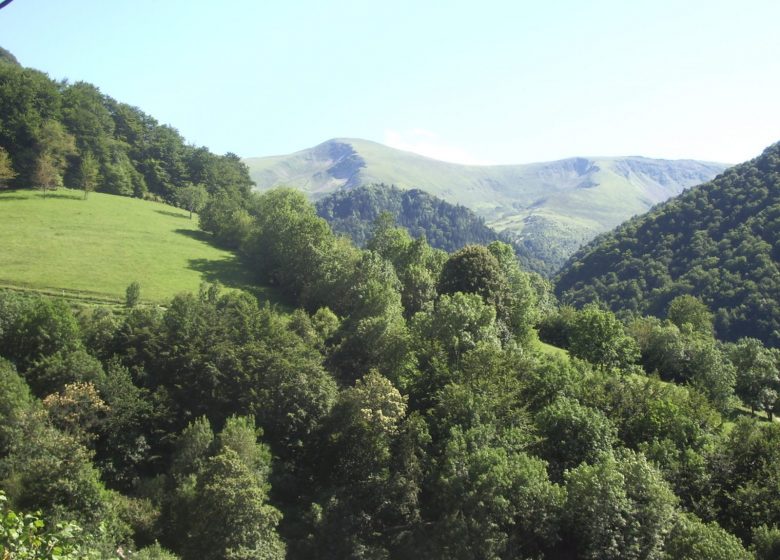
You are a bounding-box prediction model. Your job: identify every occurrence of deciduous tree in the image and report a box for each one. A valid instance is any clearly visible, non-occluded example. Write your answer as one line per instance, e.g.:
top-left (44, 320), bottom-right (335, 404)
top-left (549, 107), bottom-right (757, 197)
top-left (0, 146), bottom-right (16, 187)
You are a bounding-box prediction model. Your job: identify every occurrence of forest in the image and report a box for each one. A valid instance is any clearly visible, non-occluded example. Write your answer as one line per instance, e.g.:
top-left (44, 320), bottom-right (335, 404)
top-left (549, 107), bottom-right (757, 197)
top-left (2, 183), bottom-right (780, 559)
top-left (315, 183), bottom-right (506, 253)
top-left (0, 48), bottom-right (251, 208)
top-left (3, 47), bottom-right (780, 560)
top-left (556, 142), bottom-right (780, 346)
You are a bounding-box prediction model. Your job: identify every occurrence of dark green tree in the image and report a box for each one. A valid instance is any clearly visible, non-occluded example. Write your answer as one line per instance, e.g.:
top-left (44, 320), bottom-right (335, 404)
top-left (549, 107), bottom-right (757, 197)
top-left (125, 282), bottom-right (141, 308)
top-left (183, 449), bottom-right (284, 560)
top-left (535, 396), bottom-right (617, 480)
top-left (438, 244), bottom-right (512, 325)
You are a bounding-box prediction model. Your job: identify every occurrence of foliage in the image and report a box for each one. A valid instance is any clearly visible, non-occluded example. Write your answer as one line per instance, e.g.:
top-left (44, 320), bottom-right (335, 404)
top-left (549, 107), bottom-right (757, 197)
top-left (557, 141), bottom-right (780, 345)
top-left (564, 450), bottom-right (678, 560)
top-left (78, 151), bottom-right (99, 199)
top-left (0, 492), bottom-right (112, 560)
top-left (243, 188), bottom-right (336, 305)
top-left (182, 449), bottom-right (284, 560)
top-left (568, 303), bottom-right (639, 371)
top-left (0, 146), bottom-right (16, 187)
top-left (0, 125), bottom-right (776, 558)
top-left (663, 513), bottom-right (753, 560)
top-left (175, 184), bottom-right (208, 220)
top-left (0, 57), bottom-right (252, 202)
top-left (729, 337), bottom-right (780, 419)
top-left (126, 282), bottom-right (141, 308)
top-left (667, 295), bottom-right (714, 336)
top-left (535, 396), bottom-right (617, 480)
top-left (709, 419), bottom-right (780, 541)
top-left (317, 183), bottom-right (507, 253)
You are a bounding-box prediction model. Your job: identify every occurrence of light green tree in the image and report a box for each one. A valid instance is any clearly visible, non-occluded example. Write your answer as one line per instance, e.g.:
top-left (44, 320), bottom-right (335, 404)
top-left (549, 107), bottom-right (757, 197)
top-left (34, 120), bottom-right (76, 197)
top-left (176, 183), bottom-right (209, 219)
top-left (0, 147), bottom-right (17, 188)
top-left (78, 152), bottom-right (99, 199)
top-left (565, 450), bottom-right (677, 560)
top-left (569, 303), bottom-right (639, 371)
top-left (667, 295), bottom-right (714, 337)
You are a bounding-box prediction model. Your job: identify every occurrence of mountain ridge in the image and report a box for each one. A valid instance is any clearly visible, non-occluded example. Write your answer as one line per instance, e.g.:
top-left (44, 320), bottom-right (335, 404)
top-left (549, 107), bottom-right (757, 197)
top-left (244, 138), bottom-right (728, 274)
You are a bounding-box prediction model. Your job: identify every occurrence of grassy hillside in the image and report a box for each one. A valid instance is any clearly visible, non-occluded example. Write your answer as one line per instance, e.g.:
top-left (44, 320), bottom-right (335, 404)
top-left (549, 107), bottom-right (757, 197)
top-left (0, 188), bottom-right (266, 303)
top-left (245, 138), bottom-right (727, 274)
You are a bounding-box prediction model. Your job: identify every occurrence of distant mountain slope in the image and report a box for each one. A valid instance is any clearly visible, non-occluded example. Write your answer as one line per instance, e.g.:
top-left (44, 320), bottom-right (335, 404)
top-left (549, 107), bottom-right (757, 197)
top-left (244, 138), bottom-right (727, 274)
top-left (555, 141), bottom-right (780, 345)
top-left (316, 184), bottom-right (505, 252)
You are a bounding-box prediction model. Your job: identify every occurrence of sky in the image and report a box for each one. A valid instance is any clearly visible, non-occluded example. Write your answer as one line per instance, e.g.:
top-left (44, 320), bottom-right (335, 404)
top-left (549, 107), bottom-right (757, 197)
top-left (1, 0), bottom-right (779, 165)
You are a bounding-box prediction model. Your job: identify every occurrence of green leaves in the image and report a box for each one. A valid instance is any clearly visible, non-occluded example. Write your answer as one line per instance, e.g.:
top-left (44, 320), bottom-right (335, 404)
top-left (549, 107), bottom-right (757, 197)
top-left (568, 303), bottom-right (639, 372)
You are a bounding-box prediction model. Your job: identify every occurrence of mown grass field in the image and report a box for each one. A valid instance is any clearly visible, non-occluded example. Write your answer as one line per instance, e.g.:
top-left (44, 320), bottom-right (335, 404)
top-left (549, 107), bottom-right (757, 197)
top-left (0, 188), bottom-right (272, 304)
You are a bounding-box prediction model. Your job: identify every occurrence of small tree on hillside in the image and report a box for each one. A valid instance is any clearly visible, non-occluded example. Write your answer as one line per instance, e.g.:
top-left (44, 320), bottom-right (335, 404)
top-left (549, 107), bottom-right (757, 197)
top-left (177, 183), bottom-right (209, 219)
top-left (78, 152), bottom-right (99, 199)
top-left (35, 120), bottom-right (76, 196)
top-left (0, 147), bottom-right (17, 188)
top-left (125, 281), bottom-right (141, 308)
top-left (33, 153), bottom-right (60, 198)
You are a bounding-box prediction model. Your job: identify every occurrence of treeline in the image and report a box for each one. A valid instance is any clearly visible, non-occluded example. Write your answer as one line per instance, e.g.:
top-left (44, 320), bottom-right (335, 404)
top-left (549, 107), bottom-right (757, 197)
top-left (3, 188), bottom-right (780, 558)
top-left (555, 141), bottom-right (780, 345)
top-left (0, 49), bottom-right (252, 205)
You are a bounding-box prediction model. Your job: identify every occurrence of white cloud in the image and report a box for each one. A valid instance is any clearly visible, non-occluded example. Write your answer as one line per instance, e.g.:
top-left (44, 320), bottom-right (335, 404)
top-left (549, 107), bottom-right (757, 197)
top-left (383, 129), bottom-right (492, 165)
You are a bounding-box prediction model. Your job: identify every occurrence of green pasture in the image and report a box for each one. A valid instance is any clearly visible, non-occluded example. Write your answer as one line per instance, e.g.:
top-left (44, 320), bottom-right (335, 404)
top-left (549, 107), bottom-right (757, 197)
top-left (0, 188), bottom-right (270, 304)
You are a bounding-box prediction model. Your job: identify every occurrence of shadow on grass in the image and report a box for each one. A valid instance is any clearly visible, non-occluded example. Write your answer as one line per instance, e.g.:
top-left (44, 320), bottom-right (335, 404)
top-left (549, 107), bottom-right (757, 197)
top-left (174, 228), bottom-right (212, 243)
top-left (43, 190), bottom-right (82, 200)
top-left (732, 407), bottom-right (776, 424)
top-left (0, 188), bottom-right (33, 200)
top-left (176, 228), bottom-right (284, 306)
top-left (188, 256), bottom-right (281, 305)
top-left (156, 209), bottom-right (190, 219)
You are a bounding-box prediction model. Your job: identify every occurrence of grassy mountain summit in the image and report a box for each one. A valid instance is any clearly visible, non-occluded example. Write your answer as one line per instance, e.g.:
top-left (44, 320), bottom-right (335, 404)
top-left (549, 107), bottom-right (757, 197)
top-left (555, 141), bottom-right (780, 345)
top-left (244, 138), bottom-right (727, 274)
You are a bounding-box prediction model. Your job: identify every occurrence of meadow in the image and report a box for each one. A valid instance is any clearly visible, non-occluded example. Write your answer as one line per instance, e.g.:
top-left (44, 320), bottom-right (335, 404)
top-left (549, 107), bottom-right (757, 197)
top-left (0, 188), bottom-right (267, 303)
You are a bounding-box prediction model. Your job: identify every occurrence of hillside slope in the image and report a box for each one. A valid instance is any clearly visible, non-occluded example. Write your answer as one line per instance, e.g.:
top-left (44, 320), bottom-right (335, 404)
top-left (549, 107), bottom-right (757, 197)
top-left (315, 184), bottom-right (505, 252)
top-left (245, 138), bottom-right (727, 274)
top-left (555, 141), bottom-right (780, 345)
top-left (0, 189), bottom-right (266, 303)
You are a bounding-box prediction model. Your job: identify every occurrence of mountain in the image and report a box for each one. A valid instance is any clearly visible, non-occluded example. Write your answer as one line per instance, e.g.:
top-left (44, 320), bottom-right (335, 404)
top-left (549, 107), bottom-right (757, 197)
top-left (555, 141), bottom-right (780, 345)
top-left (316, 184), bottom-right (506, 252)
top-left (244, 138), bottom-right (727, 274)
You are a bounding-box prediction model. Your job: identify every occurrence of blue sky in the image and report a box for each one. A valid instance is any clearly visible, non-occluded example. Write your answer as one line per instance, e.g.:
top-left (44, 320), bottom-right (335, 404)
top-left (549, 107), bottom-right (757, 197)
top-left (1, 0), bottom-right (778, 164)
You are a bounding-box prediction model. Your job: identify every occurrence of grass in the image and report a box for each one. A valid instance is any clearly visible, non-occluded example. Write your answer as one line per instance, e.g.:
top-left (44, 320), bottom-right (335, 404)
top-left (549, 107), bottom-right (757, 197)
top-left (0, 188), bottom-right (276, 304)
top-left (535, 339), bottom-right (570, 359)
